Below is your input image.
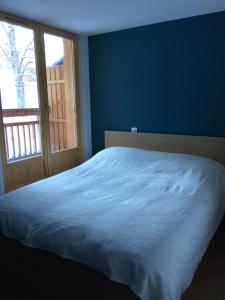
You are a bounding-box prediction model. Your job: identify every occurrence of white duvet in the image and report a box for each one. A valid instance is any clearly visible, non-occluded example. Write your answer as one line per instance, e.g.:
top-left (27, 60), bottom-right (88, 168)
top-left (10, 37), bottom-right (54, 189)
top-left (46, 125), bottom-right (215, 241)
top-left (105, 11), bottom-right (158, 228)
top-left (0, 147), bottom-right (225, 300)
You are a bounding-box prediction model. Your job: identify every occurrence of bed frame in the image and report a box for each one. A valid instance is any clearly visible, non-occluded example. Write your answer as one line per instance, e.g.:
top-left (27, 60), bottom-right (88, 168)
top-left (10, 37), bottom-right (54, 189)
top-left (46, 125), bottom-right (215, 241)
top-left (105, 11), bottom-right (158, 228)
top-left (105, 131), bottom-right (225, 165)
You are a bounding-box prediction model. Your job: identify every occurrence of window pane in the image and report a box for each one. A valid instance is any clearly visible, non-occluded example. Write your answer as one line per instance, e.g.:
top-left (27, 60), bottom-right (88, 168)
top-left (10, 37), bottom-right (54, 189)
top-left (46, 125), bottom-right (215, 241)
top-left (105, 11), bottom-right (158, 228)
top-left (0, 21), bottom-right (42, 161)
top-left (44, 33), bottom-right (77, 153)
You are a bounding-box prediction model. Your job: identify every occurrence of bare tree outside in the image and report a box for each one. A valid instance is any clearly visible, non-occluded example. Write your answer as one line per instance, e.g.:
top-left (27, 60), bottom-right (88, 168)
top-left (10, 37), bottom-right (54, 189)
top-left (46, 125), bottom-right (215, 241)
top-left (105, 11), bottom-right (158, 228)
top-left (0, 21), bottom-right (36, 108)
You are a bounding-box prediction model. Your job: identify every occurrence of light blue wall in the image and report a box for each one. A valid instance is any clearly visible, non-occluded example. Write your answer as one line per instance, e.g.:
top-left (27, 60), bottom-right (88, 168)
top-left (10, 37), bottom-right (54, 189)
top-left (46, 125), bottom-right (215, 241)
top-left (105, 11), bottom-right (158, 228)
top-left (0, 155), bottom-right (4, 196)
top-left (78, 36), bottom-right (92, 160)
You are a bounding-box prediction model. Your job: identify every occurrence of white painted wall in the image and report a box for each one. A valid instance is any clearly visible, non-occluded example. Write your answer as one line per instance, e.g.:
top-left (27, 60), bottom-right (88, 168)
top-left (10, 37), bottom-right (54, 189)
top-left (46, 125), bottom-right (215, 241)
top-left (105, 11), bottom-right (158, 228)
top-left (78, 35), bottom-right (92, 160)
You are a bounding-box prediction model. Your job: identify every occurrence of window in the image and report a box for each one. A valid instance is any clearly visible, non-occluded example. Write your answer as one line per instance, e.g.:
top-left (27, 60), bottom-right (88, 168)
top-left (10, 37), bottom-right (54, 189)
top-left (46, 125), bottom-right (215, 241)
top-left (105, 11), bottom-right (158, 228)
top-left (0, 13), bottom-right (81, 192)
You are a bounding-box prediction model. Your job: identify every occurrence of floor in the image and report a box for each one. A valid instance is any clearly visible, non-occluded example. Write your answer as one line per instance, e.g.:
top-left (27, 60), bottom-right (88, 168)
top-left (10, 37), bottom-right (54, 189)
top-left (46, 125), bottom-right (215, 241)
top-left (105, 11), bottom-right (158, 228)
top-left (183, 225), bottom-right (225, 300)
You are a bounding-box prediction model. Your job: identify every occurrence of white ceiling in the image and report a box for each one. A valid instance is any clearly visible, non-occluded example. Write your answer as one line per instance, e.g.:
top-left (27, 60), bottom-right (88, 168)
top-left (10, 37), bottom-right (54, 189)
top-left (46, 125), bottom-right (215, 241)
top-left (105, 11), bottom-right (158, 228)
top-left (0, 0), bottom-right (225, 35)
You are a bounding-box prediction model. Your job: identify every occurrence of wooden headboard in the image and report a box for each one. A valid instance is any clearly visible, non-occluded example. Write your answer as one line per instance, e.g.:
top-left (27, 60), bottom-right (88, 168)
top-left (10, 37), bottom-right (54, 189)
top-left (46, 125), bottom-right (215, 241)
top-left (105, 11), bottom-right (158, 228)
top-left (105, 131), bottom-right (225, 165)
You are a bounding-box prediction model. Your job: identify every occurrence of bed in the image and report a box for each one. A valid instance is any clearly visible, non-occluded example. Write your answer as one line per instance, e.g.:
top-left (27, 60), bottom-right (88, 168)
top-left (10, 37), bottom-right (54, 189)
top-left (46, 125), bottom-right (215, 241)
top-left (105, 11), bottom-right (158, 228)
top-left (0, 131), bottom-right (225, 300)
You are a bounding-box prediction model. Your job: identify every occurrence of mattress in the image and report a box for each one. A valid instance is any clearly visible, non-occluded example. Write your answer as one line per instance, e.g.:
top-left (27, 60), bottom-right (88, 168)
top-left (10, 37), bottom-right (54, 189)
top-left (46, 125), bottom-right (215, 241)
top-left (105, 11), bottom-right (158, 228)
top-left (0, 147), bottom-right (225, 300)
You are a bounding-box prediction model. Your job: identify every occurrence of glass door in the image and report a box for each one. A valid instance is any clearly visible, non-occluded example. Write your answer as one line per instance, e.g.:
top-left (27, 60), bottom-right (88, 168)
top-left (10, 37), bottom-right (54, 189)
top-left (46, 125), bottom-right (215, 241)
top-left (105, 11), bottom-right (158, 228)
top-left (0, 14), bottom-right (82, 192)
top-left (0, 21), bottom-right (42, 161)
top-left (0, 20), bottom-right (46, 190)
top-left (43, 31), bottom-right (80, 176)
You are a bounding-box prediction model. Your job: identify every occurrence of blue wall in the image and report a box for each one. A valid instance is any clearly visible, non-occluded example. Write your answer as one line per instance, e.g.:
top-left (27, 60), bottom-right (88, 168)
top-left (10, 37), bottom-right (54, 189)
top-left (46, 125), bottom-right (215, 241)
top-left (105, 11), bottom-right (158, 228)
top-left (89, 12), bottom-right (225, 154)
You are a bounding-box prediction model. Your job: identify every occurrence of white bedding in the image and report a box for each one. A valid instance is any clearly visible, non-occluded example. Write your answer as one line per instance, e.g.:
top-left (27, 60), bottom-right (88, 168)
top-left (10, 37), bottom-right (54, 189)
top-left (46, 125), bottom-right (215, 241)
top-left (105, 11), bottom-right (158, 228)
top-left (0, 147), bottom-right (225, 300)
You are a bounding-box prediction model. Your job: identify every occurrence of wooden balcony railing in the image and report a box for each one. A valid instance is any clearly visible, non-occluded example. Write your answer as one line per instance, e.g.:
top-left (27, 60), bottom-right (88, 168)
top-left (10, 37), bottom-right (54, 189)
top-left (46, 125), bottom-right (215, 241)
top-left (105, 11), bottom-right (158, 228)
top-left (2, 108), bottom-right (38, 117)
top-left (2, 66), bottom-right (69, 161)
top-left (3, 109), bottom-right (41, 161)
top-left (2, 107), bottom-right (68, 161)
